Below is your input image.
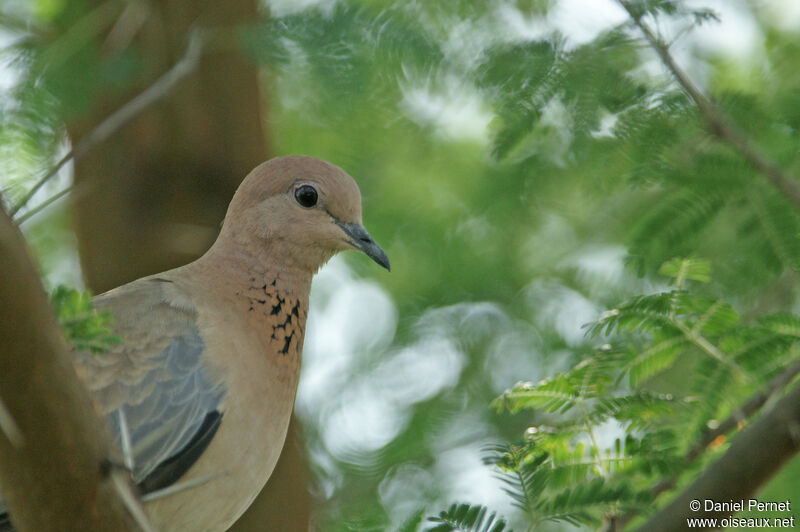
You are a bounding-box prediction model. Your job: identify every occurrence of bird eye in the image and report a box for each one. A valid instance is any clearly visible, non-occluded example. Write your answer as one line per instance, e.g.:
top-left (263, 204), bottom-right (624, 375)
top-left (294, 185), bottom-right (318, 208)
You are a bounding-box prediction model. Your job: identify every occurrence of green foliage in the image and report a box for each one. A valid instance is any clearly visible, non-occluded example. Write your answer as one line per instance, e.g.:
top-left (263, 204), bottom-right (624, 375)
top-left (50, 285), bottom-right (119, 353)
top-left (658, 257), bottom-right (711, 286)
top-left (488, 257), bottom-right (800, 527)
top-left (426, 503), bottom-right (511, 532)
top-left (481, 441), bottom-right (644, 528)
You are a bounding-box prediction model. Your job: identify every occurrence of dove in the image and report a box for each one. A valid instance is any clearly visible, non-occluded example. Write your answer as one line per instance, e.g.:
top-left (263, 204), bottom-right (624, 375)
top-left (0, 155), bottom-right (389, 531)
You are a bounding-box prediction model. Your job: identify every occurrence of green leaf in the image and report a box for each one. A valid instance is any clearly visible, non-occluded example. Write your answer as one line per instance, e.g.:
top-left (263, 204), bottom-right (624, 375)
top-left (760, 314), bottom-right (800, 338)
top-left (50, 285), bottom-right (120, 354)
top-left (536, 478), bottom-right (635, 526)
top-left (426, 503), bottom-right (511, 532)
top-left (589, 291), bottom-right (679, 337)
top-left (626, 333), bottom-right (685, 386)
top-left (658, 257), bottom-right (711, 286)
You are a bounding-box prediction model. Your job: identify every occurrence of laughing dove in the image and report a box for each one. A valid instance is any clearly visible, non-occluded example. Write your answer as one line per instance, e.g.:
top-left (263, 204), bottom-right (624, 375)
top-left (0, 155), bottom-right (390, 532)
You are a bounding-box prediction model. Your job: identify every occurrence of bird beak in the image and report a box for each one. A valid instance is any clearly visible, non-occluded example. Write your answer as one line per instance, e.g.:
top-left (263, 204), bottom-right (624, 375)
top-left (335, 221), bottom-right (391, 271)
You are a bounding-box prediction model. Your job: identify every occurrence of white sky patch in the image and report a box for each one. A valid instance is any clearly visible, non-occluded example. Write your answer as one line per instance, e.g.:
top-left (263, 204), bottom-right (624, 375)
top-left (576, 418), bottom-right (627, 454)
top-left (684, 0), bottom-right (761, 58)
top-left (298, 257), bottom-right (397, 414)
top-left (323, 386), bottom-right (409, 456)
top-left (262, 0), bottom-right (337, 18)
top-left (592, 110), bottom-right (619, 138)
top-left (485, 328), bottom-right (544, 393)
top-left (415, 301), bottom-right (507, 341)
top-left (423, 0), bottom-right (767, 144)
top-left (764, 0), bottom-right (800, 31)
top-left (495, 1), bottom-right (627, 49)
top-left (593, 418), bottom-right (627, 450)
top-left (34, 229), bottom-right (85, 289)
top-left (300, 260), bottom-right (466, 460)
top-left (567, 244), bottom-right (627, 289)
top-left (435, 443), bottom-right (519, 523)
top-left (495, 3), bottom-right (550, 42)
top-left (548, 0), bottom-right (628, 48)
top-left (319, 336), bottom-right (464, 457)
top-left (374, 338), bottom-right (464, 406)
top-left (0, 30), bottom-right (20, 93)
top-left (401, 75), bottom-right (492, 142)
top-left (537, 96), bottom-right (572, 165)
top-left (630, 0), bottom-right (763, 92)
top-left (441, 18), bottom-right (498, 72)
top-left (305, 440), bottom-right (344, 499)
top-left (379, 463), bottom-right (438, 526)
top-left (527, 280), bottom-right (599, 346)
top-left (551, 289), bottom-right (597, 345)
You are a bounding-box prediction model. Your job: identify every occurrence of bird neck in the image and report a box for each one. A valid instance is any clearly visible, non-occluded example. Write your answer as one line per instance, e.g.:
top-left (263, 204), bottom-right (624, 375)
top-left (193, 238), bottom-right (313, 362)
top-left (196, 236), bottom-right (314, 298)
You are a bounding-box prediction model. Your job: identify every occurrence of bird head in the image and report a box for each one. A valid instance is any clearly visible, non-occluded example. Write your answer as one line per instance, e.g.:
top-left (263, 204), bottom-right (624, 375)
top-left (221, 155), bottom-right (390, 274)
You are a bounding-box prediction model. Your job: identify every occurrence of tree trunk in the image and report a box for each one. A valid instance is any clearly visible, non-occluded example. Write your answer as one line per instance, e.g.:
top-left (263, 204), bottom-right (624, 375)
top-left (0, 206), bottom-right (143, 532)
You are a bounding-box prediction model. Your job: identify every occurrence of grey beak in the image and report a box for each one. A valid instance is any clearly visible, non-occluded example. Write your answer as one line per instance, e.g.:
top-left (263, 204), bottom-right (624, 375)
top-left (336, 221), bottom-right (391, 271)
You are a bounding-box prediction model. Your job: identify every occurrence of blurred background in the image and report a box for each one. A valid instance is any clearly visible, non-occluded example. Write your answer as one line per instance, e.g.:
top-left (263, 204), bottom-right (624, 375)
top-left (2, 0), bottom-right (800, 530)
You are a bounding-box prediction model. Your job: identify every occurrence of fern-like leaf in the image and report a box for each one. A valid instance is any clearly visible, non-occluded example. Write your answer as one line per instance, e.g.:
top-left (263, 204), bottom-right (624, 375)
top-left (535, 478), bottom-right (636, 527)
top-left (760, 314), bottom-right (800, 338)
top-left (426, 503), bottom-right (511, 532)
top-left (588, 291), bottom-right (678, 336)
top-left (625, 333), bottom-right (685, 386)
top-left (658, 256), bottom-right (711, 286)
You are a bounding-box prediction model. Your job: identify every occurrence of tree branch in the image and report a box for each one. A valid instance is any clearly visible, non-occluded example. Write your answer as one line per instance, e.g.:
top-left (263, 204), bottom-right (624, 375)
top-left (603, 355), bottom-right (800, 531)
top-left (618, 0), bottom-right (800, 212)
top-left (9, 28), bottom-right (205, 221)
top-left (0, 204), bottom-right (148, 531)
top-left (686, 357), bottom-right (800, 462)
top-left (633, 378), bottom-right (800, 532)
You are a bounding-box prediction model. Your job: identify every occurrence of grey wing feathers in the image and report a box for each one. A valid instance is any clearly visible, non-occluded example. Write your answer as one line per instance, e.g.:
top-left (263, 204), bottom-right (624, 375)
top-left (75, 277), bottom-right (225, 485)
top-left (0, 277), bottom-right (225, 529)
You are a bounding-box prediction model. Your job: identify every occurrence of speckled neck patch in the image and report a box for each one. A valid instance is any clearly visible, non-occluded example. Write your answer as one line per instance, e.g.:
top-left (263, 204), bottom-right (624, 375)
top-left (242, 278), bottom-right (307, 356)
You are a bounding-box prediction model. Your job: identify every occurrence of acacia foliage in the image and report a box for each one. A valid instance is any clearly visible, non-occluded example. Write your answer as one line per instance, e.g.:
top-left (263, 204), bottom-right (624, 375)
top-left (485, 257), bottom-right (800, 527)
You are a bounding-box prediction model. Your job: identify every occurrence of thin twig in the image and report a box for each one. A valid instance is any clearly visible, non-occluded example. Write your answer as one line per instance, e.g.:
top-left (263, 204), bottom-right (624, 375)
top-left (9, 28), bottom-right (205, 221)
top-left (14, 186), bottom-right (73, 225)
top-left (670, 317), bottom-right (749, 382)
top-left (110, 473), bottom-right (156, 532)
top-left (686, 356), bottom-right (800, 462)
top-left (603, 7), bottom-right (800, 528)
top-left (603, 355), bottom-right (800, 531)
top-left (617, 0), bottom-right (800, 212)
top-left (632, 379), bottom-right (800, 532)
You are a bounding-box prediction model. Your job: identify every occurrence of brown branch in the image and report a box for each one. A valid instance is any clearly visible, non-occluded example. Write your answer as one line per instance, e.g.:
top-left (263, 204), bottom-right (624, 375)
top-left (0, 204), bottom-right (148, 531)
top-left (9, 28), bottom-right (204, 221)
top-left (686, 357), bottom-right (800, 462)
top-left (598, 6), bottom-right (800, 530)
top-left (618, 0), bottom-right (800, 212)
top-left (603, 356), bottom-right (800, 531)
top-left (633, 378), bottom-right (800, 532)
top-left (14, 186), bottom-right (74, 225)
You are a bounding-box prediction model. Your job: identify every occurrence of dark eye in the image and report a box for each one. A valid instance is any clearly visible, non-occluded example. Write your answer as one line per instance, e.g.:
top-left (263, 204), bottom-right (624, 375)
top-left (294, 185), bottom-right (318, 208)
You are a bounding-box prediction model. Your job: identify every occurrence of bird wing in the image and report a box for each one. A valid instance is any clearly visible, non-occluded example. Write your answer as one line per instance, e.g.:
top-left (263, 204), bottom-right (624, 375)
top-left (73, 276), bottom-right (226, 491)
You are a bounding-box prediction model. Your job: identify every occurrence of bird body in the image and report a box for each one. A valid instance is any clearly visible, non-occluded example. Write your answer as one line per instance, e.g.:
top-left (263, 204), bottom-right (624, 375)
top-left (80, 259), bottom-right (308, 531)
top-left (0, 155), bottom-right (389, 531)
